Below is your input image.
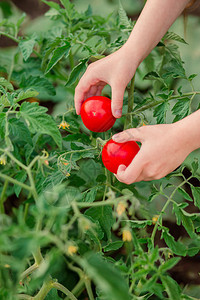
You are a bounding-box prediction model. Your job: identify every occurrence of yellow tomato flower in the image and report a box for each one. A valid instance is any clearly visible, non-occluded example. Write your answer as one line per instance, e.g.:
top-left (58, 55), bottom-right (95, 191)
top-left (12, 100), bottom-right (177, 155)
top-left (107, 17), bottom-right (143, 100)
top-left (116, 202), bottom-right (126, 216)
top-left (58, 121), bottom-right (70, 130)
top-left (152, 215), bottom-right (159, 225)
top-left (122, 229), bottom-right (132, 242)
top-left (67, 245), bottom-right (78, 256)
top-left (0, 156), bottom-right (6, 165)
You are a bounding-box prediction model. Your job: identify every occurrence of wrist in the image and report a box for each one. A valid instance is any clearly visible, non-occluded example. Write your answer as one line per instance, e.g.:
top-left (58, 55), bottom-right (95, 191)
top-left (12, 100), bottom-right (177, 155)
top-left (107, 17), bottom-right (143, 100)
top-left (174, 110), bottom-right (200, 152)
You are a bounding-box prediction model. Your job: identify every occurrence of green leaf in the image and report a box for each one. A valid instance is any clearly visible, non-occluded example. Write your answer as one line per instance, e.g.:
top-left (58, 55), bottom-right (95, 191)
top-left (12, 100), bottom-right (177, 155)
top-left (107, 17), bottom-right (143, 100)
top-left (103, 241), bottom-right (124, 252)
top-left (164, 32), bottom-right (187, 44)
top-left (14, 170), bottom-right (27, 197)
top-left (153, 101), bottom-right (169, 124)
top-left (180, 210), bottom-right (195, 237)
top-left (177, 187), bottom-right (193, 202)
top-left (19, 35), bottom-right (37, 61)
top-left (161, 275), bottom-right (181, 300)
top-left (20, 75), bottom-right (56, 96)
top-left (14, 89), bottom-right (39, 103)
top-left (9, 118), bottom-right (33, 145)
top-left (162, 230), bottom-right (187, 256)
top-left (66, 59), bottom-right (88, 86)
top-left (172, 98), bottom-right (190, 122)
top-left (81, 253), bottom-right (131, 300)
top-left (45, 288), bottom-right (62, 300)
top-left (191, 186), bottom-right (200, 209)
top-left (19, 102), bottom-right (62, 149)
top-left (128, 219), bottom-right (152, 228)
top-left (0, 77), bottom-right (14, 92)
top-left (83, 187), bottom-right (97, 203)
top-left (41, 0), bottom-right (60, 10)
top-left (159, 257), bottom-right (181, 273)
top-left (45, 43), bottom-right (71, 74)
top-left (0, 113), bottom-right (6, 138)
top-left (17, 13), bottom-right (26, 28)
top-left (85, 206), bottom-right (114, 240)
top-left (118, 1), bottom-right (132, 29)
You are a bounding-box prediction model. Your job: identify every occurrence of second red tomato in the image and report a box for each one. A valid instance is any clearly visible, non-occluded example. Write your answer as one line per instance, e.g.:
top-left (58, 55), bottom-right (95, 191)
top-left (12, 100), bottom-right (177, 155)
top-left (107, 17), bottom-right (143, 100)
top-left (80, 96), bottom-right (116, 132)
top-left (102, 139), bottom-right (140, 174)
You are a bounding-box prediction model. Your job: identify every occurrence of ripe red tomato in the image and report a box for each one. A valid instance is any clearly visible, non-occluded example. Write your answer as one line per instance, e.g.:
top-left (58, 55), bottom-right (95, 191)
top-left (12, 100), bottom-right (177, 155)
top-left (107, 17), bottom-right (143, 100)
top-left (80, 96), bottom-right (116, 132)
top-left (102, 139), bottom-right (140, 174)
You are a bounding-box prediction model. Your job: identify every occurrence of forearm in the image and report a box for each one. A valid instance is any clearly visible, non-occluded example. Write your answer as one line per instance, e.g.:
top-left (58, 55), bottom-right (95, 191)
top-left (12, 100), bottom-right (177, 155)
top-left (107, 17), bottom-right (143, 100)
top-left (121, 0), bottom-right (190, 66)
top-left (176, 109), bottom-right (200, 152)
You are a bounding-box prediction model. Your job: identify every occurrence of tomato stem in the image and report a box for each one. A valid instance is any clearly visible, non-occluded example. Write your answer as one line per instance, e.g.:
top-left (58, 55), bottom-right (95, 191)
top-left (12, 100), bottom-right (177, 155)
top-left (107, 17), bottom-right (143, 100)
top-left (124, 75), bottom-right (135, 130)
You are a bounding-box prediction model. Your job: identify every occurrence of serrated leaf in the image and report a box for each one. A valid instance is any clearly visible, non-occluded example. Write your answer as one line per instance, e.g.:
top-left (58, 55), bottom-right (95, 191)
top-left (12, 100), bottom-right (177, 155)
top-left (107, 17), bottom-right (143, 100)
top-left (42, 0), bottom-right (60, 10)
top-left (159, 257), bottom-right (181, 273)
top-left (153, 102), bottom-right (169, 124)
top-left (81, 253), bottom-right (131, 300)
top-left (66, 59), bottom-right (88, 87)
top-left (161, 275), bottom-right (181, 300)
top-left (164, 32), bottom-right (187, 44)
top-left (103, 241), bottom-right (124, 252)
top-left (191, 186), bottom-right (200, 209)
top-left (17, 13), bottom-right (26, 28)
top-left (14, 89), bottom-right (39, 103)
top-left (180, 210), bottom-right (195, 237)
top-left (14, 170), bottom-right (27, 197)
top-left (83, 188), bottom-right (97, 203)
top-left (85, 206), bottom-right (114, 240)
top-left (177, 187), bottom-right (193, 201)
top-left (162, 230), bottom-right (187, 256)
top-left (20, 75), bottom-right (56, 96)
top-left (45, 43), bottom-right (71, 74)
top-left (118, 1), bottom-right (132, 29)
top-left (19, 36), bottom-right (37, 61)
top-left (0, 77), bottom-right (14, 92)
top-left (19, 102), bottom-right (62, 149)
top-left (9, 118), bottom-right (33, 145)
top-left (172, 97), bottom-right (190, 122)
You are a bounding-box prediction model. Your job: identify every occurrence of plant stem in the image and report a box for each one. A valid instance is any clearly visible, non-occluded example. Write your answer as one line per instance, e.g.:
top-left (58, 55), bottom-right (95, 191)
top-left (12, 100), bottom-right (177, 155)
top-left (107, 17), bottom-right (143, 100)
top-left (127, 91), bottom-right (200, 117)
top-left (34, 278), bottom-right (53, 300)
top-left (52, 282), bottom-right (78, 300)
top-left (0, 173), bottom-right (32, 192)
top-left (85, 279), bottom-right (95, 300)
top-left (21, 263), bottom-right (38, 281)
top-left (151, 174), bottom-right (193, 246)
top-left (0, 179), bottom-right (8, 213)
top-left (33, 248), bottom-right (43, 265)
top-left (124, 75), bottom-right (135, 130)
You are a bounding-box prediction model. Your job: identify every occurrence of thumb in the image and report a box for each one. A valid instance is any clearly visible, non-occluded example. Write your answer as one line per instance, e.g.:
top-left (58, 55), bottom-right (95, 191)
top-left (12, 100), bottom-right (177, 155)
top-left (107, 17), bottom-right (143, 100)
top-left (112, 128), bottom-right (144, 143)
top-left (111, 84), bottom-right (125, 118)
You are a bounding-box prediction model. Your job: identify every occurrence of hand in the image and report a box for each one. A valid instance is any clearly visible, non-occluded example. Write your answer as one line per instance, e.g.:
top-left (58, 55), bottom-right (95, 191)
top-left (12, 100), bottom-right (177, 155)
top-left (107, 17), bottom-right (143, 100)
top-left (74, 48), bottom-right (137, 118)
top-left (112, 123), bottom-right (193, 184)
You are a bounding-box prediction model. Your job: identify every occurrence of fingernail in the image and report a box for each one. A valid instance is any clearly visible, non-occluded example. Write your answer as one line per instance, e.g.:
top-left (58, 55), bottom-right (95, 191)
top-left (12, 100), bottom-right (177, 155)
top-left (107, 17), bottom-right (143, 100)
top-left (114, 109), bottom-right (122, 118)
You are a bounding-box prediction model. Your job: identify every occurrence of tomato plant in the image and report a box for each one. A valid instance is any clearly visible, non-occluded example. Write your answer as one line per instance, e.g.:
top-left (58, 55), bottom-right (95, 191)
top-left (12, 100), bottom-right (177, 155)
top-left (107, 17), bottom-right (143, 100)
top-left (80, 96), bottom-right (116, 132)
top-left (102, 139), bottom-right (140, 173)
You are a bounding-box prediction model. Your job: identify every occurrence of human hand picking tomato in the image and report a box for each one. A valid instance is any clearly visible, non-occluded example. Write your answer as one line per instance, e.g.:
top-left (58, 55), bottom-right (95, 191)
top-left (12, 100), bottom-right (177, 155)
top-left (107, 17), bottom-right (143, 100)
top-left (75, 48), bottom-right (138, 119)
top-left (112, 122), bottom-right (197, 184)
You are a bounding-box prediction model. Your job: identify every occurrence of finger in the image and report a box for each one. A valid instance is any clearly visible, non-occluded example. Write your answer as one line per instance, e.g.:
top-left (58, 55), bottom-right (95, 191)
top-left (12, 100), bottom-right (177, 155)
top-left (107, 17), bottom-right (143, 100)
top-left (115, 150), bottom-right (144, 184)
top-left (74, 71), bottom-right (99, 114)
top-left (112, 128), bottom-right (144, 143)
top-left (111, 83), bottom-right (125, 118)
